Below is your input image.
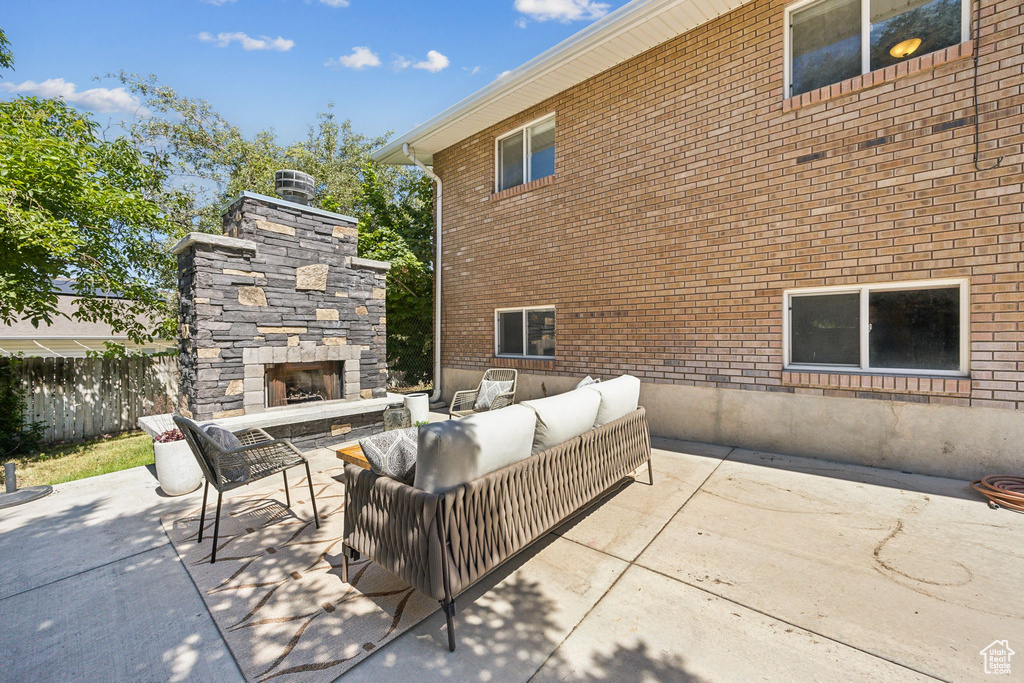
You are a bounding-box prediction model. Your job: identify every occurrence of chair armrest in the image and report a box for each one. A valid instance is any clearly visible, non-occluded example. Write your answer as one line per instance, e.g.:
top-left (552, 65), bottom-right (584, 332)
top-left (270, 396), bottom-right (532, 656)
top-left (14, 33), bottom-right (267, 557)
top-left (450, 389), bottom-right (479, 413)
top-left (489, 391), bottom-right (516, 411)
top-left (343, 464), bottom-right (446, 600)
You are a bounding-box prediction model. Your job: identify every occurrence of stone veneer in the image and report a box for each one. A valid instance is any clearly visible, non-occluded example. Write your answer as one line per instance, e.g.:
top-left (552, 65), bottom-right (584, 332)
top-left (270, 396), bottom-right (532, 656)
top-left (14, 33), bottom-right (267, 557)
top-left (172, 192), bottom-right (390, 434)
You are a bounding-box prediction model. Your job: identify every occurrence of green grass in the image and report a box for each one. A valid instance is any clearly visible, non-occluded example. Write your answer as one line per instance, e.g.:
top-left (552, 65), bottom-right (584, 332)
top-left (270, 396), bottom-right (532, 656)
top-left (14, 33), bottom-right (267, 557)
top-left (3, 432), bottom-right (154, 488)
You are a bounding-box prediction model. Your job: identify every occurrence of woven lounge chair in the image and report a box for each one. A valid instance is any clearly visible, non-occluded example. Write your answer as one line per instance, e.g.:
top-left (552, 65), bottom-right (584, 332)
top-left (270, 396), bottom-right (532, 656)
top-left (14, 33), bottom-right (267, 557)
top-left (173, 416), bottom-right (320, 563)
top-left (449, 368), bottom-right (517, 418)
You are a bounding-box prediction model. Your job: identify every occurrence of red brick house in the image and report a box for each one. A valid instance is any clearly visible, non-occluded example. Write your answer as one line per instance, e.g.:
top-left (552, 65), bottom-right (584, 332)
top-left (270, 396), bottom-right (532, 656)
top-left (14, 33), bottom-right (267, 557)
top-left (374, 0), bottom-right (1023, 480)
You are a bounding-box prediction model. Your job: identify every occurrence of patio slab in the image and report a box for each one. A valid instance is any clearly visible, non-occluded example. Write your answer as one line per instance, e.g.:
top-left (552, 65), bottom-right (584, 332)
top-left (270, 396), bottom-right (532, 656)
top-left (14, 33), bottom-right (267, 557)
top-left (552, 439), bottom-right (732, 561)
top-left (533, 564), bottom-right (932, 682)
top-left (636, 448), bottom-right (1024, 681)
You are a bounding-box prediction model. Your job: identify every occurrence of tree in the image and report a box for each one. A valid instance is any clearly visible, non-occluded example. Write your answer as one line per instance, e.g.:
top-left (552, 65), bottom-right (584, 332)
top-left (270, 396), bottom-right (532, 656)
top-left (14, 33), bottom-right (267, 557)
top-left (0, 95), bottom-right (186, 345)
top-left (358, 165), bottom-right (435, 386)
top-left (114, 73), bottom-right (418, 228)
top-left (0, 27), bottom-right (13, 71)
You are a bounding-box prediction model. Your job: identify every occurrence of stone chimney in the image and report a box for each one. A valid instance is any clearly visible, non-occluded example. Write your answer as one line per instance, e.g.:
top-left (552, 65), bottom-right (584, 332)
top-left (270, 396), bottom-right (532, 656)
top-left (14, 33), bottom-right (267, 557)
top-left (172, 190), bottom-right (389, 423)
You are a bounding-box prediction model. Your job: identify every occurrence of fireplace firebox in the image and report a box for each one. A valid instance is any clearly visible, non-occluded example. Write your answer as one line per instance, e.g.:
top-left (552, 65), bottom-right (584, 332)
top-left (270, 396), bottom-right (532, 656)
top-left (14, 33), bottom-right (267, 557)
top-left (265, 362), bottom-right (343, 407)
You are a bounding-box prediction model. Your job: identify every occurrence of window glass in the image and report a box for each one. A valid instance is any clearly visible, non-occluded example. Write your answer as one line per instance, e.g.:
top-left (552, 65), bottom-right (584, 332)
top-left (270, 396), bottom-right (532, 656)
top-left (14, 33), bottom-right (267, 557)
top-left (869, 287), bottom-right (960, 370)
top-left (790, 293), bottom-right (861, 365)
top-left (498, 311), bottom-right (524, 355)
top-left (527, 309), bottom-right (556, 357)
top-left (870, 0), bottom-right (962, 71)
top-left (528, 119), bottom-right (555, 182)
top-left (791, 0), bottom-right (862, 96)
top-left (499, 132), bottom-right (524, 191)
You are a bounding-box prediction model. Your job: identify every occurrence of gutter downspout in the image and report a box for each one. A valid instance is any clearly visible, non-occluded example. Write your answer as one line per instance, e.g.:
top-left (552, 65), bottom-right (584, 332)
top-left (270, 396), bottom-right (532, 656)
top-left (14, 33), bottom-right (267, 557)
top-left (403, 143), bottom-right (443, 403)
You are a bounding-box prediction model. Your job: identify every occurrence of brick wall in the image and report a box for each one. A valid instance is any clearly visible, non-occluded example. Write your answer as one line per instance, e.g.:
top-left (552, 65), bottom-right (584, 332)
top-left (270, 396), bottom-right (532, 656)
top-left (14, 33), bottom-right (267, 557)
top-left (433, 0), bottom-right (1023, 410)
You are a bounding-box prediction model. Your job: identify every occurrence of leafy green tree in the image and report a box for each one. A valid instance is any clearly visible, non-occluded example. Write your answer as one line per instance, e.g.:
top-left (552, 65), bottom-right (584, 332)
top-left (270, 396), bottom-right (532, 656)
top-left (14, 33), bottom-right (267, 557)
top-left (358, 165), bottom-right (435, 386)
top-left (0, 27), bottom-right (13, 71)
top-left (0, 95), bottom-right (186, 345)
top-left (0, 357), bottom-right (43, 459)
top-left (114, 73), bottom-right (417, 227)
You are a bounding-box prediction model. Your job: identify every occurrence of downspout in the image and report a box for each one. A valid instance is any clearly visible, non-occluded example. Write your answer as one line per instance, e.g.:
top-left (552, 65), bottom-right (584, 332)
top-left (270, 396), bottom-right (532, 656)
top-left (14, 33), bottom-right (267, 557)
top-left (403, 143), bottom-right (443, 403)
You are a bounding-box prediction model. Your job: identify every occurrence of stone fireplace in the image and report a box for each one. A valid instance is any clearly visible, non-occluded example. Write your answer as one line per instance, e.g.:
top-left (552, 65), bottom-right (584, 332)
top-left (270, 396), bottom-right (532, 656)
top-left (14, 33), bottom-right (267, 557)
top-left (171, 186), bottom-right (393, 448)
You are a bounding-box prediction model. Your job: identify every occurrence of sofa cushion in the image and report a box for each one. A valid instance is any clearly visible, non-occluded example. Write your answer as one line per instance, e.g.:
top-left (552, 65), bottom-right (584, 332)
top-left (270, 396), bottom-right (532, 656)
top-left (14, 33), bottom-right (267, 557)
top-left (360, 427), bottom-right (418, 484)
top-left (584, 374), bottom-right (641, 426)
top-left (414, 405), bottom-right (537, 493)
top-left (474, 378), bottom-right (514, 411)
top-left (521, 388), bottom-right (602, 454)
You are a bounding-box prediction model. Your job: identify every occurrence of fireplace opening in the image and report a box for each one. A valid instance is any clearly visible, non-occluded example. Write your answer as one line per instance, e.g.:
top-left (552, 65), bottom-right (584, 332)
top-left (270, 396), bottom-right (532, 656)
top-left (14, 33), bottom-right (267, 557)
top-left (265, 361), bottom-right (344, 407)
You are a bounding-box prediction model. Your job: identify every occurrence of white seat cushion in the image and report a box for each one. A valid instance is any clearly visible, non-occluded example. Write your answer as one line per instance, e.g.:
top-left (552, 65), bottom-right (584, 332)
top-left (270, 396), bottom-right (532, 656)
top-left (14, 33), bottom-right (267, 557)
top-left (521, 388), bottom-right (601, 454)
top-left (584, 374), bottom-right (641, 426)
top-left (414, 405), bottom-right (537, 493)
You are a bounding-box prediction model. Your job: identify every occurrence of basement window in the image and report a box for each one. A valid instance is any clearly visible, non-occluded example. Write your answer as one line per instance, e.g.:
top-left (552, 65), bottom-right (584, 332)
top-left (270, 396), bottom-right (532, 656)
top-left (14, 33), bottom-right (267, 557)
top-left (785, 0), bottom-right (969, 97)
top-left (784, 280), bottom-right (969, 375)
top-left (495, 306), bottom-right (556, 358)
top-left (496, 115), bottom-right (555, 192)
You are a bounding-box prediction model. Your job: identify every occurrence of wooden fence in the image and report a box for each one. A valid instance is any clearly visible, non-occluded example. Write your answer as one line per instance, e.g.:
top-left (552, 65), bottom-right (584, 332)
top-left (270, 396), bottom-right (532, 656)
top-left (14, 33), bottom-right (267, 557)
top-left (19, 356), bottom-right (179, 443)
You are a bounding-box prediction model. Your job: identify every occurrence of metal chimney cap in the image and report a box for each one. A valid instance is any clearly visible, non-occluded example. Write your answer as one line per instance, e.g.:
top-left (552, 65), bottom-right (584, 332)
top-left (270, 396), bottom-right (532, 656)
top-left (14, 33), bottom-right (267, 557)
top-left (274, 169), bottom-right (315, 205)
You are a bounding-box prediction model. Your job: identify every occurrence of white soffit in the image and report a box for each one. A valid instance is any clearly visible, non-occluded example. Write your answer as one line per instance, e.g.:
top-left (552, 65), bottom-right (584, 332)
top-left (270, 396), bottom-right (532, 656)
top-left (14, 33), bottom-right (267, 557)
top-left (373, 0), bottom-right (755, 166)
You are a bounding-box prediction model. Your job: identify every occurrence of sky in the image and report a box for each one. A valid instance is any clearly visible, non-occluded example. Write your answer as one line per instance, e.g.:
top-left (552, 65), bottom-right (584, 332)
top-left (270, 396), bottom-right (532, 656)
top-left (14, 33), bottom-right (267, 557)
top-left (1, 0), bottom-right (629, 146)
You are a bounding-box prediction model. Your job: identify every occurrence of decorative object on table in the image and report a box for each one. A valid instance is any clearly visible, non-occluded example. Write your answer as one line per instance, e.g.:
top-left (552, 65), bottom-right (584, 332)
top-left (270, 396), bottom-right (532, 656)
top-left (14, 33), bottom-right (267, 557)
top-left (173, 416), bottom-right (320, 563)
top-left (0, 462), bottom-right (52, 510)
top-left (382, 402), bottom-right (412, 431)
top-left (576, 375), bottom-right (601, 389)
top-left (404, 392), bottom-right (430, 424)
top-left (358, 426), bottom-right (419, 484)
top-left (153, 427), bottom-right (204, 496)
top-left (449, 368), bottom-right (518, 418)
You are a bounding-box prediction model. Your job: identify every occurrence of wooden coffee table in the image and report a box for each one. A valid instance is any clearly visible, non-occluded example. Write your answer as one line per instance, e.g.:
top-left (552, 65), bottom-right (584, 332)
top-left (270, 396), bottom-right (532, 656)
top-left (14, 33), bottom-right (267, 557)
top-left (336, 443), bottom-right (371, 470)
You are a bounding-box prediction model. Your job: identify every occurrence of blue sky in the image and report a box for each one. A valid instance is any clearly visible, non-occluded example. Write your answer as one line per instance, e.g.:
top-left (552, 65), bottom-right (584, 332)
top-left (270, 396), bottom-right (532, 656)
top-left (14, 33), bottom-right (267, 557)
top-left (2, 0), bottom-right (627, 145)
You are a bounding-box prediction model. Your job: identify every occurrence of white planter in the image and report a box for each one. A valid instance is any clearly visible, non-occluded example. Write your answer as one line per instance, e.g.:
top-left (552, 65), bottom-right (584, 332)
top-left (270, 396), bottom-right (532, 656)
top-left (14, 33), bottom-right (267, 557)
top-left (405, 393), bottom-right (430, 425)
top-left (154, 440), bottom-right (203, 496)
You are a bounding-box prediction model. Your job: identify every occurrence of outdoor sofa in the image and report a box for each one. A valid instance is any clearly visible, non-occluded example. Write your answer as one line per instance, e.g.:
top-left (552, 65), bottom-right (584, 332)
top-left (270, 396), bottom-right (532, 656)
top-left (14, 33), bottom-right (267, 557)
top-left (342, 375), bottom-right (652, 651)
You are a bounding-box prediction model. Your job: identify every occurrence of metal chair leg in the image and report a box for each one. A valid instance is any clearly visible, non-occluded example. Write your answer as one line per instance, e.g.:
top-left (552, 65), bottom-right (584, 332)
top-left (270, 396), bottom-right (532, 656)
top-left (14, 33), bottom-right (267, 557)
top-left (647, 457), bottom-right (654, 486)
top-left (283, 470), bottom-right (291, 508)
top-left (211, 491), bottom-right (223, 564)
top-left (198, 479), bottom-right (209, 542)
top-left (304, 462), bottom-right (320, 528)
top-left (342, 552), bottom-right (349, 583)
top-left (442, 599), bottom-right (457, 652)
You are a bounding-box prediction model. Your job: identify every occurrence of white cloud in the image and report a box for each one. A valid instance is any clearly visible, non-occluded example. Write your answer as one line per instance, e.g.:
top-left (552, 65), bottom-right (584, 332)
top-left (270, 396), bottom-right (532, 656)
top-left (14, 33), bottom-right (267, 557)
top-left (200, 0), bottom-right (236, 4)
top-left (514, 0), bottom-right (610, 23)
top-left (463, 65), bottom-right (482, 76)
top-left (198, 31), bottom-right (295, 51)
top-left (318, 0), bottom-right (350, 5)
top-left (0, 78), bottom-right (146, 114)
top-left (497, 70), bottom-right (513, 79)
top-left (391, 55), bottom-right (412, 70)
top-left (413, 50), bottom-right (450, 73)
top-left (325, 46), bottom-right (381, 69)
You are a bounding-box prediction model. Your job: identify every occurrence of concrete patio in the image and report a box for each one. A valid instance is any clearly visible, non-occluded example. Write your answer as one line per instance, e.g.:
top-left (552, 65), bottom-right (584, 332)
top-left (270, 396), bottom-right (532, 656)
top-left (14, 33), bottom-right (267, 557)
top-left (1, 422), bottom-right (1021, 682)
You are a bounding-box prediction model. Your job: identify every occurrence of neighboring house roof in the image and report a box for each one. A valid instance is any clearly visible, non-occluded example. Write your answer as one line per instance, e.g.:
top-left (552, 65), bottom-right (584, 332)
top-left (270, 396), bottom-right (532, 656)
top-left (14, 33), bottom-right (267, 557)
top-left (0, 279), bottom-right (171, 357)
top-left (373, 0), bottom-right (753, 166)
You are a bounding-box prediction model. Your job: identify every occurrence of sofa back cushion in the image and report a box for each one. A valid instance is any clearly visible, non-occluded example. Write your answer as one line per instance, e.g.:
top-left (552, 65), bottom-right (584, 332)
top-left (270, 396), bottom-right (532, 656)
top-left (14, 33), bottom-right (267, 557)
top-left (521, 388), bottom-right (602, 454)
top-left (584, 374), bottom-right (641, 426)
top-left (414, 405), bottom-right (538, 493)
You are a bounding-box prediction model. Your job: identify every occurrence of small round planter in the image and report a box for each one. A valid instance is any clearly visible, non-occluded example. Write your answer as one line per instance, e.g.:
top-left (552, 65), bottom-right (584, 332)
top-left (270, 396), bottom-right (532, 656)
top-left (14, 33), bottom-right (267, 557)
top-left (154, 440), bottom-right (203, 496)
top-left (405, 393), bottom-right (430, 424)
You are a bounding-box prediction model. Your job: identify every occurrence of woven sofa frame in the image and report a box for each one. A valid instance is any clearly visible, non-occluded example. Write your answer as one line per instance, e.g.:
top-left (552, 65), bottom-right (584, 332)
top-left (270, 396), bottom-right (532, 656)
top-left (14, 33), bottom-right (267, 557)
top-left (342, 407), bottom-right (652, 651)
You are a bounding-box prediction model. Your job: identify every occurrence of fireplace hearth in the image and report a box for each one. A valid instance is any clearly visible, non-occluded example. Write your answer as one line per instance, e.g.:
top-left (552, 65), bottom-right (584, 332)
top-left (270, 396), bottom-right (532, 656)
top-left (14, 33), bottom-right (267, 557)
top-left (265, 361), bottom-right (343, 408)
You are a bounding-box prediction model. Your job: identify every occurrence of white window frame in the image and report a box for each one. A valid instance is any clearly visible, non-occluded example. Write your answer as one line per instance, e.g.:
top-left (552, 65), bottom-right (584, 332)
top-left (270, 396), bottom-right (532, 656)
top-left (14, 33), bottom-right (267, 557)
top-left (494, 305), bottom-right (556, 359)
top-left (783, 0), bottom-right (971, 98)
top-left (782, 278), bottom-right (970, 376)
top-left (494, 114), bottom-right (556, 193)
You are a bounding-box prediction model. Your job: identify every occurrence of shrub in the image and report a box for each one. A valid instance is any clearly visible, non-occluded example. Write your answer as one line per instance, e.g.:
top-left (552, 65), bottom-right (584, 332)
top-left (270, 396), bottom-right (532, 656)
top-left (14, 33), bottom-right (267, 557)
top-left (0, 356), bottom-right (44, 459)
